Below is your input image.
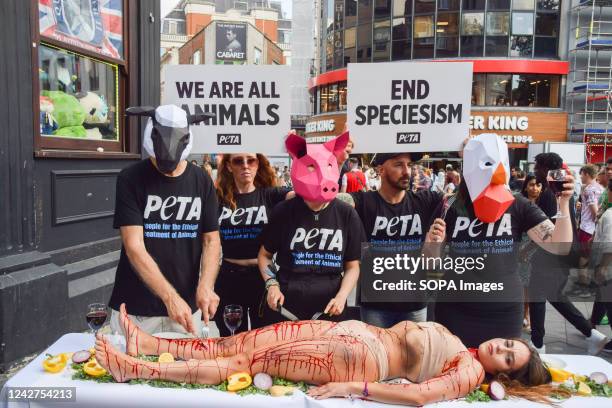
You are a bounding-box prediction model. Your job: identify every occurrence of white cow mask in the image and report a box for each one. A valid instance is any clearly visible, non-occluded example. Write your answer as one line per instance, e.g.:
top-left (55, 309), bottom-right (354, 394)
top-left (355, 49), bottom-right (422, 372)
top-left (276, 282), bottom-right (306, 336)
top-left (463, 133), bottom-right (514, 223)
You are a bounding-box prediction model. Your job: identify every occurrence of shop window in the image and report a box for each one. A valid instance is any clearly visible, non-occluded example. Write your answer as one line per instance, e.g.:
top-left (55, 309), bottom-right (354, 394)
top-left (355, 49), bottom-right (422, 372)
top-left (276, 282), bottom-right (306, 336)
top-left (39, 44), bottom-right (118, 142)
top-left (319, 85), bottom-right (329, 113)
top-left (472, 74), bottom-right (486, 105)
top-left (415, 0), bottom-right (435, 13)
top-left (534, 36), bottom-right (557, 57)
top-left (338, 81), bottom-right (348, 111)
top-left (511, 75), bottom-right (559, 107)
top-left (37, 0), bottom-right (126, 153)
top-left (414, 15), bottom-right (435, 38)
top-left (436, 36), bottom-right (459, 57)
top-left (392, 39), bottom-right (412, 60)
top-left (328, 83), bottom-right (339, 112)
top-left (513, 0), bottom-right (535, 10)
top-left (512, 12), bottom-right (534, 35)
top-left (358, 0), bottom-right (373, 24)
top-left (486, 74), bottom-right (512, 106)
top-left (535, 13), bottom-right (558, 36)
top-left (462, 0), bottom-right (486, 11)
top-left (375, 0), bottom-right (392, 18)
top-left (488, 0), bottom-right (511, 10)
top-left (486, 12), bottom-right (510, 36)
top-left (510, 35), bottom-right (533, 56)
top-left (461, 36), bottom-right (484, 56)
top-left (357, 23), bottom-right (373, 62)
top-left (393, 17), bottom-right (410, 40)
top-left (437, 0), bottom-right (460, 12)
top-left (462, 13), bottom-right (484, 36)
top-left (346, 0), bottom-right (358, 27)
top-left (486, 36), bottom-right (509, 56)
top-left (393, 0), bottom-right (413, 16)
top-left (437, 13), bottom-right (459, 36)
top-left (373, 20), bottom-right (391, 61)
top-left (537, 0), bottom-right (559, 10)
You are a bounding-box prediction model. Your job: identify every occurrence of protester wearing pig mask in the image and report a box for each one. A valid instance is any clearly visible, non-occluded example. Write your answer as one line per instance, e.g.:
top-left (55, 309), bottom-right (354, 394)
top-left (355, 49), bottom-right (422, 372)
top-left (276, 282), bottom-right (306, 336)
top-left (258, 131), bottom-right (366, 321)
top-left (431, 133), bottom-right (574, 347)
top-left (214, 153), bottom-right (294, 335)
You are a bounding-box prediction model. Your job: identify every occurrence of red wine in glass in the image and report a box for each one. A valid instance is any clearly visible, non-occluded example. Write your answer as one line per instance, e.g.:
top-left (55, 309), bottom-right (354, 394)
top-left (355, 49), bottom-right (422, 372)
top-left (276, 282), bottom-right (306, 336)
top-left (87, 303), bottom-right (108, 334)
top-left (86, 311), bottom-right (108, 332)
top-left (548, 180), bottom-right (566, 195)
top-left (223, 305), bottom-right (243, 336)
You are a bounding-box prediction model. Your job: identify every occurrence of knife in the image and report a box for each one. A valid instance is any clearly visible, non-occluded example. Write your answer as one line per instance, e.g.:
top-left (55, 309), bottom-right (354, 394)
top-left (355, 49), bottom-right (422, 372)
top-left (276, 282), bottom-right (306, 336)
top-left (276, 301), bottom-right (300, 321)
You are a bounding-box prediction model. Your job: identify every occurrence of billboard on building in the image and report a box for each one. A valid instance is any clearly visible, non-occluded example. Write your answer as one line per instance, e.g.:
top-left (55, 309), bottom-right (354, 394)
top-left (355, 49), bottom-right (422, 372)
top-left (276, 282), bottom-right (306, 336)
top-left (215, 22), bottom-right (247, 64)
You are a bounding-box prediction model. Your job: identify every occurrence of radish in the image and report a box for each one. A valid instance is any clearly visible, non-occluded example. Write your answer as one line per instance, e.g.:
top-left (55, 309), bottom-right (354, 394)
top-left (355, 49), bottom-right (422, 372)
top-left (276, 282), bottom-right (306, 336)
top-left (589, 372), bottom-right (608, 385)
top-left (488, 381), bottom-right (506, 401)
top-left (253, 373), bottom-right (273, 390)
top-left (72, 350), bottom-right (91, 364)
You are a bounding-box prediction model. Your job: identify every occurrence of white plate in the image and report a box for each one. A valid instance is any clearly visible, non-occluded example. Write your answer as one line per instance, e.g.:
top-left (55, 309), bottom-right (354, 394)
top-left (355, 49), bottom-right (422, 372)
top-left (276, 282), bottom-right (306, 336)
top-left (541, 356), bottom-right (567, 369)
top-left (152, 332), bottom-right (192, 339)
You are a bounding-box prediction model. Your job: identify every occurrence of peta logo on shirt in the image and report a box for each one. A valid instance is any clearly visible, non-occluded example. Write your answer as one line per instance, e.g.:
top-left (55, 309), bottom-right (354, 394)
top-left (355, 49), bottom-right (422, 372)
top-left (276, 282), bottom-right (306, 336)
top-left (290, 228), bottom-right (343, 251)
top-left (452, 214), bottom-right (512, 238)
top-left (218, 206), bottom-right (268, 226)
top-left (144, 195), bottom-right (201, 221)
top-left (371, 215), bottom-right (422, 237)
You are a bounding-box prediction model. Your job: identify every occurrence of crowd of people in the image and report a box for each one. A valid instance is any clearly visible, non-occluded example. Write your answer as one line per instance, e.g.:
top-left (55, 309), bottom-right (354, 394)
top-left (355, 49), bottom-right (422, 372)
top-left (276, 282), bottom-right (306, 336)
top-left (97, 105), bottom-right (612, 406)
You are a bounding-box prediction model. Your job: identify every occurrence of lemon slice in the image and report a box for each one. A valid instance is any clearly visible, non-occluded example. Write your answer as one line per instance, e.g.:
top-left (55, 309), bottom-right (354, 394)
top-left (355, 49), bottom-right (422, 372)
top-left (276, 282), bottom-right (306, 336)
top-left (158, 353), bottom-right (175, 363)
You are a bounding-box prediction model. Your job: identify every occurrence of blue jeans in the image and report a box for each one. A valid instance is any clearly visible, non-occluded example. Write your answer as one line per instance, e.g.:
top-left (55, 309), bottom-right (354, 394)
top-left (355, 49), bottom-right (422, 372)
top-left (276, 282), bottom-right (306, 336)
top-left (360, 305), bottom-right (427, 328)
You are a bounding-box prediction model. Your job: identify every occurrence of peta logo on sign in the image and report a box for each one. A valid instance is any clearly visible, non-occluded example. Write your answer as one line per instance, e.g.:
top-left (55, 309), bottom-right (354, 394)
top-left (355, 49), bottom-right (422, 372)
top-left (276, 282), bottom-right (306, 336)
top-left (144, 195), bottom-right (201, 221)
top-left (397, 132), bottom-right (420, 144)
top-left (218, 206), bottom-right (268, 225)
top-left (217, 134), bottom-right (241, 145)
top-left (371, 215), bottom-right (422, 237)
top-left (290, 228), bottom-right (343, 251)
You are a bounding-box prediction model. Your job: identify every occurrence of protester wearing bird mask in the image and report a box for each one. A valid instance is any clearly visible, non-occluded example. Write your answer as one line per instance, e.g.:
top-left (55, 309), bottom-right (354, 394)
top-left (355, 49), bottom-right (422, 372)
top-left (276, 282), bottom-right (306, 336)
top-left (109, 105), bottom-right (221, 336)
top-left (431, 133), bottom-right (574, 347)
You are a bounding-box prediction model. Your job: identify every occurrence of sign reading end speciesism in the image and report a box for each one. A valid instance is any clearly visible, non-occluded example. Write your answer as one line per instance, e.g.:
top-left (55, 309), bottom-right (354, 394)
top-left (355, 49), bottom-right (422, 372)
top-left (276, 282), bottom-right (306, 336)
top-left (347, 62), bottom-right (472, 153)
top-left (163, 65), bottom-right (290, 154)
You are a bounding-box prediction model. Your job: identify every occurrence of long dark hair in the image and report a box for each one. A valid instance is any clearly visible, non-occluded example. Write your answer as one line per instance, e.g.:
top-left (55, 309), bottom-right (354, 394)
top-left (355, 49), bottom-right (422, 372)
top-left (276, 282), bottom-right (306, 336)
top-left (520, 173), bottom-right (540, 199)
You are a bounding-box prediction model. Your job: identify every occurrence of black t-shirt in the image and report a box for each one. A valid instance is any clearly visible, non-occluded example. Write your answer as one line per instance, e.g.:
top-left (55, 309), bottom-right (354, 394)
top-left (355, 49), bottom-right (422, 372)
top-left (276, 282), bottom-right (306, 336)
top-left (352, 190), bottom-right (442, 311)
top-left (109, 160), bottom-right (219, 316)
top-left (261, 197), bottom-right (365, 278)
top-left (440, 195), bottom-right (548, 305)
top-left (218, 187), bottom-right (290, 260)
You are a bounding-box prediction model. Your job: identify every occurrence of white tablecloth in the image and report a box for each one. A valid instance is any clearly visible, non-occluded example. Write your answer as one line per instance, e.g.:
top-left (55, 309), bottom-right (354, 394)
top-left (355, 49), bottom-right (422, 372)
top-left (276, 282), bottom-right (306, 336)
top-left (1, 333), bottom-right (611, 408)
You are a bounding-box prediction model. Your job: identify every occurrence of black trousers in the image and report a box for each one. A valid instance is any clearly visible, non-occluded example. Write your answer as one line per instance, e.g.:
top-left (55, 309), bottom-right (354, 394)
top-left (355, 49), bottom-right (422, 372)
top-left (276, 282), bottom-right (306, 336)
top-left (214, 261), bottom-right (265, 337)
top-left (262, 273), bottom-right (347, 324)
top-left (528, 267), bottom-right (592, 347)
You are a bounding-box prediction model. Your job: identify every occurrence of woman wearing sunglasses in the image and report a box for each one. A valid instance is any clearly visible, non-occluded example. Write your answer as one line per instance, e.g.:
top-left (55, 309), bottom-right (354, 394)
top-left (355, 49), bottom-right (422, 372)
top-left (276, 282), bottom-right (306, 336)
top-left (214, 153), bottom-right (294, 335)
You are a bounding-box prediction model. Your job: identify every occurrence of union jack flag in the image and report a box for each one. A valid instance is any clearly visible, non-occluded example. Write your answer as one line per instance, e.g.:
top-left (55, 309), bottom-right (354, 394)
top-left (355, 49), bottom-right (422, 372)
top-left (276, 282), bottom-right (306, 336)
top-left (39, 0), bottom-right (123, 60)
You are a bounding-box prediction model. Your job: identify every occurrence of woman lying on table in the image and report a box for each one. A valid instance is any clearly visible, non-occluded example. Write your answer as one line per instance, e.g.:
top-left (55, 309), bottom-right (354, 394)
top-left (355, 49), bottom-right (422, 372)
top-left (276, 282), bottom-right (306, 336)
top-left (95, 304), bottom-right (555, 406)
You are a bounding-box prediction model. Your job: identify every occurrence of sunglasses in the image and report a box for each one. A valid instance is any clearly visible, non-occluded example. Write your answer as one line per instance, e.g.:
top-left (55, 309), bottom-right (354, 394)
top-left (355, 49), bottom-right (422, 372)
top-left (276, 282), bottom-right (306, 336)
top-left (230, 156), bottom-right (258, 167)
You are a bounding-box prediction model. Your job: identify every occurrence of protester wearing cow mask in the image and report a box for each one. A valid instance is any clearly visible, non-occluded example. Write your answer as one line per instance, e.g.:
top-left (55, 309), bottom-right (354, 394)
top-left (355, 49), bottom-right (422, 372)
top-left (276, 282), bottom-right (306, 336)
top-left (214, 153), bottom-right (294, 335)
top-left (351, 152), bottom-right (445, 327)
top-left (258, 131), bottom-right (366, 321)
top-left (108, 105), bottom-right (221, 336)
top-left (432, 133), bottom-right (575, 347)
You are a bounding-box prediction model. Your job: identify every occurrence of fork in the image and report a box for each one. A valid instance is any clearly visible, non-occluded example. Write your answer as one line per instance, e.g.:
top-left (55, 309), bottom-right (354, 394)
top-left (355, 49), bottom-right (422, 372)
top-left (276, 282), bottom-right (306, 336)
top-left (201, 323), bottom-right (210, 339)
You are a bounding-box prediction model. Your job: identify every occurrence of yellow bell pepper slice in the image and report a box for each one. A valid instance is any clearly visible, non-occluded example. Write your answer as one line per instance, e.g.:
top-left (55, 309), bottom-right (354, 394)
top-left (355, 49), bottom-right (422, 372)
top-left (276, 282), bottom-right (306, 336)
top-left (42, 354), bottom-right (68, 373)
top-left (548, 367), bottom-right (572, 383)
top-left (227, 372), bottom-right (252, 392)
top-left (480, 383), bottom-right (489, 393)
top-left (158, 353), bottom-right (175, 363)
top-left (83, 358), bottom-right (107, 377)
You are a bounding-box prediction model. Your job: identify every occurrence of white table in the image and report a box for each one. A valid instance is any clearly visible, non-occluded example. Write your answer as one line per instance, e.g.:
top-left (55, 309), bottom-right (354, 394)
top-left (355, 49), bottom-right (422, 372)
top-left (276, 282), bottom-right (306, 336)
top-left (1, 333), bottom-right (611, 408)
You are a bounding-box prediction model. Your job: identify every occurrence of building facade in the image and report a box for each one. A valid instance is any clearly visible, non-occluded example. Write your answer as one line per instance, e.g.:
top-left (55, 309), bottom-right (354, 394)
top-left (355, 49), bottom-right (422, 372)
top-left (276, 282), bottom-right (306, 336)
top-left (0, 0), bottom-right (160, 371)
top-left (308, 0), bottom-right (575, 165)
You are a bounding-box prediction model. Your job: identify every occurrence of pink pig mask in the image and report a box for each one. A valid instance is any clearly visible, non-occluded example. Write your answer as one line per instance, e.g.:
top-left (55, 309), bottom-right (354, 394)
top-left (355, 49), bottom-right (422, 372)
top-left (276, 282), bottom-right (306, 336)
top-left (285, 131), bottom-right (350, 203)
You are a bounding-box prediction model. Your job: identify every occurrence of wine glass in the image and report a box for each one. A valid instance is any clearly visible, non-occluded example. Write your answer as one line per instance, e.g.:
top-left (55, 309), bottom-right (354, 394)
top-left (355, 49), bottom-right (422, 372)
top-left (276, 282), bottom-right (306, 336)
top-left (86, 303), bottom-right (108, 335)
top-left (547, 169), bottom-right (568, 219)
top-left (223, 305), bottom-right (243, 336)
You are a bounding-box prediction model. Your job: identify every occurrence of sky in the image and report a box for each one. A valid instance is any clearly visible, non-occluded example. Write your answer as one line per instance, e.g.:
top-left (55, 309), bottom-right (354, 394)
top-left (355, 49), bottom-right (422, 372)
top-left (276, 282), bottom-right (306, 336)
top-left (161, 0), bottom-right (293, 19)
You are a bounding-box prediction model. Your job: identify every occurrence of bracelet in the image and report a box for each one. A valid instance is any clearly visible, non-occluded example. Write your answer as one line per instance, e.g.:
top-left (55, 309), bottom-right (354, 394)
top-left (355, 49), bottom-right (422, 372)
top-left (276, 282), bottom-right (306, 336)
top-left (362, 381), bottom-right (369, 398)
top-left (265, 278), bottom-right (279, 290)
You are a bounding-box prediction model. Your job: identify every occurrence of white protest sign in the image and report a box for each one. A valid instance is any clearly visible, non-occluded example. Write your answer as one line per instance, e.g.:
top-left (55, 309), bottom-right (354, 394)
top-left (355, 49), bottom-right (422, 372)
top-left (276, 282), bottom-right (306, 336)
top-left (163, 65), bottom-right (290, 154)
top-left (347, 62), bottom-right (472, 153)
